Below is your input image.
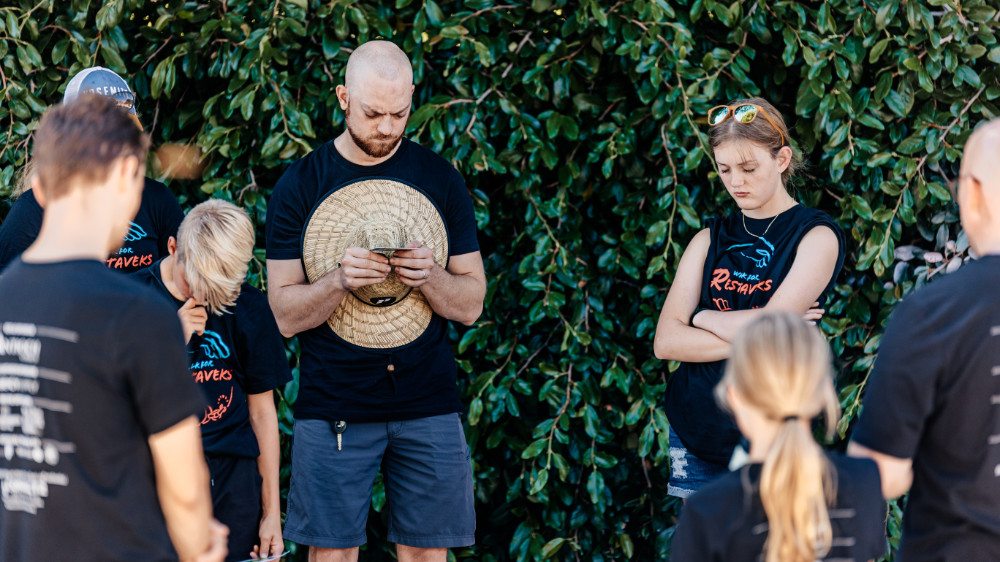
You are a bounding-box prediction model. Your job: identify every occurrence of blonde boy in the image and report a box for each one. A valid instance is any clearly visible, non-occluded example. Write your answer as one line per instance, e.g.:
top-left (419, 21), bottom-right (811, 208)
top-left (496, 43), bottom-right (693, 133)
top-left (134, 199), bottom-right (290, 561)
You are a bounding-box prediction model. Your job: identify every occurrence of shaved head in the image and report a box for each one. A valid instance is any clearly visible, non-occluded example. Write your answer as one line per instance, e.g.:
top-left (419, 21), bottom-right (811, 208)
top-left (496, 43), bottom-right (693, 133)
top-left (335, 41), bottom-right (415, 162)
top-left (344, 40), bottom-right (413, 94)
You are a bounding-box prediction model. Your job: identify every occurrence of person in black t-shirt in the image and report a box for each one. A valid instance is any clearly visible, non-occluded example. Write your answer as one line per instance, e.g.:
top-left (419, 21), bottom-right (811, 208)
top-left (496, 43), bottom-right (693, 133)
top-left (0, 66), bottom-right (183, 274)
top-left (266, 41), bottom-right (485, 562)
top-left (672, 311), bottom-right (887, 562)
top-left (654, 98), bottom-right (846, 497)
top-left (0, 95), bottom-right (226, 561)
top-left (135, 199), bottom-right (291, 562)
top-left (849, 120), bottom-right (1000, 560)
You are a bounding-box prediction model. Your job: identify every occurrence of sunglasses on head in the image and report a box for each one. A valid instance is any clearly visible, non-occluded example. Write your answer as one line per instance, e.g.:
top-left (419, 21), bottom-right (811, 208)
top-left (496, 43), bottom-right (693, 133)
top-left (708, 104), bottom-right (785, 147)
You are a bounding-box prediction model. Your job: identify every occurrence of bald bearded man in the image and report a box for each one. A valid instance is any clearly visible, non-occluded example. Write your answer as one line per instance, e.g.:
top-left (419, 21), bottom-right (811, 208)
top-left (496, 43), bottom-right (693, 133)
top-left (265, 41), bottom-right (484, 562)
top-left (849, 119), bottom-right (1000, 560)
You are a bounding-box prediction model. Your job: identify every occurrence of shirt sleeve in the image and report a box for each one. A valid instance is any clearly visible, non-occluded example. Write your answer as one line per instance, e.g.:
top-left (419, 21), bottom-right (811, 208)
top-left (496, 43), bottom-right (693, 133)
top-left (852, 297), bottom-right (940, 459)
top-left (0, 190), bottom-right (44, 273)
top-left (856, 459), bottom-right (890, 561)
top-left (235, 287), bottom-right (292, 395)
top-left (265, 161), bottom-right (310, 261)
top-left (443, 167), bottom-right (480, 257)
top-left (114, 294), bottom-right (205, 436)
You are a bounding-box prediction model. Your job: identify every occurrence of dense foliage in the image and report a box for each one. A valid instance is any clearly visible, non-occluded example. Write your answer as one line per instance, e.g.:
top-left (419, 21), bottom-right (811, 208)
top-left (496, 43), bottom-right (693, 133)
top-left (2, 0), bottom-right (999, 559)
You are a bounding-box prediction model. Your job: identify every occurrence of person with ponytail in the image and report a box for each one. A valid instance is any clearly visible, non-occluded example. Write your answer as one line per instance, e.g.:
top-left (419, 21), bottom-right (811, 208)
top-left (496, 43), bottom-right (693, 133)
top-left (654, 97), bottom-right (845, 496)
top-left (671, 311), bottom-right (887, 561)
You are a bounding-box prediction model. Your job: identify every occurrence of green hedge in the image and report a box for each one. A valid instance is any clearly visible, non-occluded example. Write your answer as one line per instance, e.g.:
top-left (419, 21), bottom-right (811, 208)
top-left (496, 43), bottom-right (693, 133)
top-left (3, 0), bottom-right (998, 559)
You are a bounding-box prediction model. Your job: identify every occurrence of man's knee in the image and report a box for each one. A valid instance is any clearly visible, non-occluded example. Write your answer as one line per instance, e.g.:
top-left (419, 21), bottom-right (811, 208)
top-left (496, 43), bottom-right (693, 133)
top-left (397, 545), bottom-right (447, 562)
top-left (309, 546), bottom-right (360, 562)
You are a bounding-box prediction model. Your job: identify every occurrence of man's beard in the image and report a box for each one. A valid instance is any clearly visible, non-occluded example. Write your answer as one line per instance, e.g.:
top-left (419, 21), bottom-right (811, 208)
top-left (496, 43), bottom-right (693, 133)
top-left (345, 105), bottom-right (407, 158)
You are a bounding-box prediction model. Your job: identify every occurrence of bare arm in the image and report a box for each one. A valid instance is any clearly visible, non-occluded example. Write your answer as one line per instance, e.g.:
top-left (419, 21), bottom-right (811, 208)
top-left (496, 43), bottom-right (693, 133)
top-left (692, 225), bottom-right (839, 342)
top-left (266, 248), bottom-right (391, 338)
top-left (848, 441), bottom-right (914, 499)
top-left (148, 416), bottom-right (226, 562)
top-left (247, 391), bottom-right (283, 558)
top-left (653, 229), bottom-right (730, 362)
top-left (390, 245), bottom-right (486, 326)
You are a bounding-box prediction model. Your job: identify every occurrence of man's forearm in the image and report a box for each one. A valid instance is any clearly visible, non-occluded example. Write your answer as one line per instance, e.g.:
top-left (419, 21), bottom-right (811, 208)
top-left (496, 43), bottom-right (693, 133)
top-left (419, 266), bottom-right (484, 325)
top-left (269, 271), bottom-right (347, 337)
top-left (149, 417), bottom-right (215, 562)
top-left (847, 441), bottom-right (914, 499)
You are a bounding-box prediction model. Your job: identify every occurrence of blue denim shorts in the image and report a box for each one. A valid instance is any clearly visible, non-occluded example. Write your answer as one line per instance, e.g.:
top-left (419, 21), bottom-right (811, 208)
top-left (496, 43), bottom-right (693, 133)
top-left (285, 413), bottom-right (476, 549)
top-left (667, 425), bottom-right (730, 498)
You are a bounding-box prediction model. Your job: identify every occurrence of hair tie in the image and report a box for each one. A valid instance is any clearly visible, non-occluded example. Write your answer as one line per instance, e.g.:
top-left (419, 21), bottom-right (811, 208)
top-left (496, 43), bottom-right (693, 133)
top-left (782, 415), bottom-right (799, 423)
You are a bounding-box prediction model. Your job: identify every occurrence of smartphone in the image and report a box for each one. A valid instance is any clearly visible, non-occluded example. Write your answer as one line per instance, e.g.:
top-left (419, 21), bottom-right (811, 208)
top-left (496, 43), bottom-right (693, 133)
top-left (370, 246), bottom-right (411, 254)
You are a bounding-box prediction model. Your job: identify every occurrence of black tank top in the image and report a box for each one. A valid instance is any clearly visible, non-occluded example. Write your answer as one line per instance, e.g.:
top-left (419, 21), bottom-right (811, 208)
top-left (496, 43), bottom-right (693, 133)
top-left (665, 204), bottom-right (845, 465)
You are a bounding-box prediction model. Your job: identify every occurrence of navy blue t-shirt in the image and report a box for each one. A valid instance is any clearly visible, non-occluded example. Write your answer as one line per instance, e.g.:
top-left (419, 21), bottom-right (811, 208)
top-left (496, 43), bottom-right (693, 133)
top-left (672, 454), bottom-right (888, 561)
top-left (134, 261), bottom-right (292, 457)
top-left (853, 256), bottom-right (1000, 560)
top-left (666, 205), bottom-right (846, 465)
top-left (0, 178), bottom-right (183, 273)
top-left (0, 258), bottom-right (204, 561)
top-left (266, 138), bottom-right (480, 422)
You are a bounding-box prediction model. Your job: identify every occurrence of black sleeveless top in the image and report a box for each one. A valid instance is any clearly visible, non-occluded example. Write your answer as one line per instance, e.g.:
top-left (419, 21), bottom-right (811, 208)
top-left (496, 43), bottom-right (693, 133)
top-left (665, 205), bottom-right (845, 465)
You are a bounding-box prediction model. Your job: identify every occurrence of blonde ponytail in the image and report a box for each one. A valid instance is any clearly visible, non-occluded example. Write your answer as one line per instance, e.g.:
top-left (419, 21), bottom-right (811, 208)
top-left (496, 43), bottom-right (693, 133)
top-left (715, 311), bottom-right (841, 562)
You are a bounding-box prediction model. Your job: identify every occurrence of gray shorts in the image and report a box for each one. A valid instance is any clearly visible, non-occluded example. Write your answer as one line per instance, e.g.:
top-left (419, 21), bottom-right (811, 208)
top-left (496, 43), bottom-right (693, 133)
top-left (285, 413), bottom-right (476, 549)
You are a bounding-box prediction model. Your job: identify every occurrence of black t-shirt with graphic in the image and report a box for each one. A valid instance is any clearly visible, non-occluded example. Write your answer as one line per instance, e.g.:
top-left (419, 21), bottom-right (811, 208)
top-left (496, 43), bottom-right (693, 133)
top-left (665, 205), bottom-right (846, 465)
top-left (853, 256), bottom-right (1000, 560)
top-left (266, 138), bottom-right (480, 423)
top-left (0, 178), bottom-right (183, 274)
top-left (0, 258), bottom-right (204, 562)
top-left (134, 261), bottom-right (292, 458)
top-left (672, 453), bottom-right (888, 561)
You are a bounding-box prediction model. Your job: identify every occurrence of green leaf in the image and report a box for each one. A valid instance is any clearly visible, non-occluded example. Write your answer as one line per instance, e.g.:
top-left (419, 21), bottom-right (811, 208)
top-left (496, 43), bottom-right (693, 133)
top-left (16, 45), bottom-right (42, 73)
top-left (869, 38), bottom-right (890, 63)
top-left (528, 468), bottom-right (549, 494)
top-left (532, 0), bottom-right (554, 12)
top-left (521, 438), bottom-right (547, 459)
top-left (964, 45), bottom-right (987, 59)
top-left (541, 538), bottom-right (566, 559)
top-left (956, 65), bottom-right (980, 87)
top-left (586, 470), bottom-right (605, 504)
top-left (424, 0), bottom-right (444, 25)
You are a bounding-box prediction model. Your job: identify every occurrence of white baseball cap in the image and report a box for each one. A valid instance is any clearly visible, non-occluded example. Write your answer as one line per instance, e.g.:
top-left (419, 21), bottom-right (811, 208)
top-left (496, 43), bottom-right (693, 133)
top-left (63, 66), bottom-right (136, 115)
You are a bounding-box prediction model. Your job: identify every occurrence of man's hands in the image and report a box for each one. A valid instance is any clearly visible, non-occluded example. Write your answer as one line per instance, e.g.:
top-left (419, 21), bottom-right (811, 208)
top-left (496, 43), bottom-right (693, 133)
top-left (389, 242), bottom-right (435, 288)
top-left (337, 247), bottom-right (391, 290)
top-left (178, 298), bottom-right (207, 344)
top-left (337, 242), bottom-right (436, 290)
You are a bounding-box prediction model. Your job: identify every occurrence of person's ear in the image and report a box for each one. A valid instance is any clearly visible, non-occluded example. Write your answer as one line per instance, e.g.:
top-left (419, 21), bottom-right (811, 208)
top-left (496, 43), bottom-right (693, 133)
top-left (775, 145), bottom-right (792, 174)
top-left (725, 384), bottom-right (741, 411)
top-left (961, 175), bottom-right (989, 228)
top-left (30, 175), bottom-right (46, 209)
top-left (114, 155), bottom-right (140, 194)
top-left (167, 236), bottom-right (178, 256)
top-left (336, 85), bottom-right (349, 111)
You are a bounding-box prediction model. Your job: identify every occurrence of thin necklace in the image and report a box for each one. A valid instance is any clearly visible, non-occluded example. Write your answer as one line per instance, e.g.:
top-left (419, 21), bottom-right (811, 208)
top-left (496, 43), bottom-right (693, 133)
top-left (742, 209), bottom-right (784, 240)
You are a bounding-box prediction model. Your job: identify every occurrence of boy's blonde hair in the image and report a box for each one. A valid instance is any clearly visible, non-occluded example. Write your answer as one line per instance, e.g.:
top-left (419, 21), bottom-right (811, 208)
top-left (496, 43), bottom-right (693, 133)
top-left (715, 311), bottom-right (841, 562)
top-left (175, 199), bottom-right (255, 315)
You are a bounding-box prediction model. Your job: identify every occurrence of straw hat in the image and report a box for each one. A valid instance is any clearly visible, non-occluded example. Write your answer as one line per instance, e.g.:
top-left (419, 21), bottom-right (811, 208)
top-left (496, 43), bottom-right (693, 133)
top-left (302, 178), bottom-right (449, 349)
